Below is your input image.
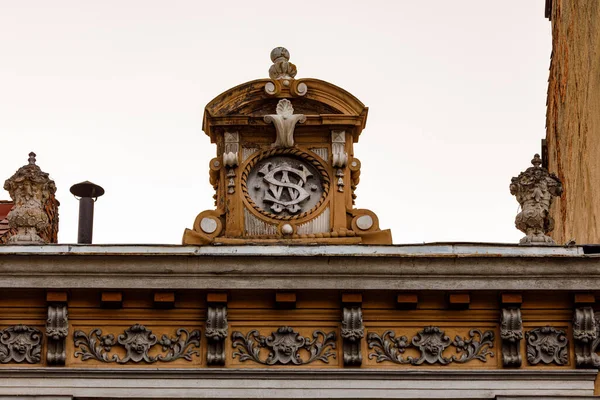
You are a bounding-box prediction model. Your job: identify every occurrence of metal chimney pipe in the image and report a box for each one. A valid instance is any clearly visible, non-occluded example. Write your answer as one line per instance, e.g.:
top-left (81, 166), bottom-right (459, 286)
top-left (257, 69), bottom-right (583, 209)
top-left (69, 181), bottom-right (105, 244)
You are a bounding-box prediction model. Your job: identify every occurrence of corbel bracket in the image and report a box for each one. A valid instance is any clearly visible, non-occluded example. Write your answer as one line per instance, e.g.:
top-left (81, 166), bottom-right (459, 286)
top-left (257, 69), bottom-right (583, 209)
top-left (206, 293), bottom-right (228, 366)
top-left (341, 293), bottom-right (364, 366)
top-left (46, 291), bottom-right (68, 366)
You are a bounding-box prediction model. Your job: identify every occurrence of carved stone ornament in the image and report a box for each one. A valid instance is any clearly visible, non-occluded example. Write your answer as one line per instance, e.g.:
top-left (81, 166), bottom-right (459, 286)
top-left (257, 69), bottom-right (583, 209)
top-left (573, 307), bottom-right (600, 367)
top-left (268, 47), bottom-right (297, 81)
top-left (368, 327), bottom-right (494, 365)
top-left (501, 308), bottom-right (523, 367)
top-left (510, 154), bottom-right (563, 245)
top-left (74, 324), bottom-right (201, 364)
top-left (264, 99), bottom-right (306, 148)
top-left (526, 326), bottom-right (568, 365)
top-left (231, 326), bottom-right (336, 365)
top-left (0, 325), bottom-right (42, 364)
top-left (341, 306), bottom-right (364, 366)
top-left (206, 305), bottom-right (228, 366)
top-left (46, 304), bottom-right (68, 365)
top-left (242, 148), bottom-right (329, 220)
top-left (3, 152), bottom-right (57, 244)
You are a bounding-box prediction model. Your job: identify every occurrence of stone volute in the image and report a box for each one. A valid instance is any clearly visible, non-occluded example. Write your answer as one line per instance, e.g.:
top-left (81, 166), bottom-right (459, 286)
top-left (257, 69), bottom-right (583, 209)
top-left (3, 152), bottom-right (57, 244)
top-left (184, 48), bottom-right (391, 245)
top-left (510, 154), bottom-right (563, 245)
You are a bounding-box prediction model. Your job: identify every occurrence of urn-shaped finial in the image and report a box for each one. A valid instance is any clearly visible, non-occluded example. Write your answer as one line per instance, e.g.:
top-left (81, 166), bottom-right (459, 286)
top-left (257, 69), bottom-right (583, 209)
top-left (510, 154), bottom-right (563, 245)
top-left (3, 152), bottom-right (57, 244)
top-left (268, 47), bottom-right (297, 81)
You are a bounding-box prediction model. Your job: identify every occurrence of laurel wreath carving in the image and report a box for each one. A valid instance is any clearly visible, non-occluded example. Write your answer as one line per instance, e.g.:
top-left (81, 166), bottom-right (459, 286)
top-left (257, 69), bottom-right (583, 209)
top-left (241, 148), bottom-right (330, 221)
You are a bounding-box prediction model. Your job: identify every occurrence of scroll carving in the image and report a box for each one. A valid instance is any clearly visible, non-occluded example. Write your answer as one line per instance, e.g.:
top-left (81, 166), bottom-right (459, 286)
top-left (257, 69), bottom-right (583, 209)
top-left (501, 308), bottom-right (523, 367)
top-left (46, 304), bottom-right (68, 365)
top-left (526, 326), bottom-right (568, 365)
top-left (231, 326), bottom-right (336, 365)
top-left (510, 154), bottom-right (563, 245)
top-left (74, 324), bottom-right (201, 364)
top-left (331, 130), bottom-right (348, 193)
top-left (341, 306), bottom-right (364, 366)
top-left (264, 99), bottom-right (306, 148)
top-left (206, 305), bottom-right (228, 365)
top-left (0, 325), bottom-right (42, 364)
top-left (573, 307), bottom-right (600, 367)
top-left (368, 327), bottom-right (494, 365)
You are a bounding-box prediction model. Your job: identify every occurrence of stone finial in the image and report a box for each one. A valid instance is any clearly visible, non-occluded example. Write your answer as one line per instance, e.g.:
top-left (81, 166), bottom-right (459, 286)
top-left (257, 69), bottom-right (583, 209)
top-left (510, 154), bottom-right (563, 245)
top-left (3, 152), bottom-right (57, 244)
top-left (268, 47), bottom-right (297, 80)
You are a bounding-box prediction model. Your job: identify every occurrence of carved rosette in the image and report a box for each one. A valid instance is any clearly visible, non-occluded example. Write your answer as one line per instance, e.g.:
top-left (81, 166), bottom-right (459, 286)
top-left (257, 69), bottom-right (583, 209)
top-left (46, 304), bottom-right (68, 365)
top-left (526, 326), bottom-right (568, 365)
top-left (231, 326), bottom-right (336, 365)
top-left (206, 305), bottom-right (228, 366)
top-left (341, 306), bottom-right (364, 366)
top-left (74, 325), bottom-right (201, 364)
top-left (501, 308), bottom-right (523, 367)
top-left (368, 327), bottom-right (495, 365)
top-left (0, 325), bottom-right (42, 364)
top-left (573, 308), bottom-right (600, 367)
top-left (3, 152), bottom-right (57, 244)
top-left (510, 154), bottom-right (563, 245)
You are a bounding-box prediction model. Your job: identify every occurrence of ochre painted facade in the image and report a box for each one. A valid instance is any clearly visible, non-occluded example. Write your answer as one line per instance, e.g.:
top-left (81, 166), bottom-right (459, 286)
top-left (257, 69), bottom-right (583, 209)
top-left (546, 0), bottom-right (600, 244)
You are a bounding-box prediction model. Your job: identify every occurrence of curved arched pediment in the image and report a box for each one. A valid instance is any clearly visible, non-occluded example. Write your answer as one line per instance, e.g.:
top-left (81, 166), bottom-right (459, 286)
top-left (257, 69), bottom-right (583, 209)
top-left (203, 78), bottom-right (368, 136)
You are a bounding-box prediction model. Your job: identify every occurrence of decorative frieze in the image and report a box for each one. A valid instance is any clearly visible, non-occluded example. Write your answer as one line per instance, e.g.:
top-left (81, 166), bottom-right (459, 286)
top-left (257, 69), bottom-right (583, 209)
top-left (231, 326), bottom-right (336, 365)
top-left (500, 308), bottom-right (523, 367)
top-left (573, 307), bottom-right (600, 367)
top-left (341, 306), bottom-right (364, 366)
top-left (74, 324), bottom-right (201, 364)
top-left (0, 325), bottom-right (42, 364)
top-left (46, 304), bottom-right (68, 365)
top-left (368, 327), bottom-right (494, 365)
top-left (526, 326), bottom-right (568, 365)
top-left (206, 305), bottom-right (228, 366)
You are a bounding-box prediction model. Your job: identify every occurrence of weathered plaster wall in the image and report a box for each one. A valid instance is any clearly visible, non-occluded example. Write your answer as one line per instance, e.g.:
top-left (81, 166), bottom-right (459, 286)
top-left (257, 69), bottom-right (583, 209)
top-left (546, 0), bottom-right (600, 244)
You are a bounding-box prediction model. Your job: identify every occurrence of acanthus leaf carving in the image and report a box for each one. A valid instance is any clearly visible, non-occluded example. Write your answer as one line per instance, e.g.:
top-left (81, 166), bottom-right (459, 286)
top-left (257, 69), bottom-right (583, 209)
top-left (501, 307), bottom-right (523, 367)
top-left (74, 325), bottom-right (201, 364)
top-left (341, 306), bottom-right (364, 366)
top-left (264, 99), bottom-right (306, 148)
top-left (46, 303), bottom-right (68, 365)
top-left (206, 304), bottom-right (228, 366)
top-left (0, 325), bottom-right (42, 364)
top-left (231, 326), bottom-right (336, 365)
top-left (367, 327), bottom-right (494, 365)
top-left (526, 326), bottom-right (568, 365)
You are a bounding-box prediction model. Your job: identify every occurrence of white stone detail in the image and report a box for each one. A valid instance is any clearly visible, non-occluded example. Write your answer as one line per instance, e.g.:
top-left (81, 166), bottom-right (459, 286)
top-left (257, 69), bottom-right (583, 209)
top-left (200, 218), bottom-right (218, 234)
top-left (264, 99), bottom-right (306, 148)
top-left (310, 148), bottom-right (329, 162)
top-left (242, 147), bottom-right (259, 162)
top-left (297, 207), bottom-right (330, 235)
top-left (244, 208), bottom-right (277, 236)
top-left (356, 215), bottom-right (374, 231)
top-left (281, 224), bottom-right (293, 235)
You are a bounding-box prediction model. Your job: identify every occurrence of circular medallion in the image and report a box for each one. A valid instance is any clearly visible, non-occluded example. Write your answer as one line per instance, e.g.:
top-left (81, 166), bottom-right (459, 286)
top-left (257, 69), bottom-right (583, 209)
top-left (242, 149), bottom-right (329, 220)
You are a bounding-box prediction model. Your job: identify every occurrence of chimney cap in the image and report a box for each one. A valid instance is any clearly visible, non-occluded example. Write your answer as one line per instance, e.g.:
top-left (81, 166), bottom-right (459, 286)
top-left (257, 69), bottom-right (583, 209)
top-left (70, 181), bottom-right (105, 198)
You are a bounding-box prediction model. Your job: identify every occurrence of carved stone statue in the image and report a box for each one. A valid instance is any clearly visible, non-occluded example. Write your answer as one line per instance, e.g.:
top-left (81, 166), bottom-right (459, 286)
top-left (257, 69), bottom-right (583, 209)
top-left (510, 154), bottom-right (563, 245)
top-left (3, 152), bottom-right (57, 244)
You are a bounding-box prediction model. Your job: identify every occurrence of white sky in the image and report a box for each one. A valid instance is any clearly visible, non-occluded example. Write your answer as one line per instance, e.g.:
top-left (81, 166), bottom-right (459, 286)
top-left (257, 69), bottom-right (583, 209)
top-left (0, 1), bottom-right (551, 245)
